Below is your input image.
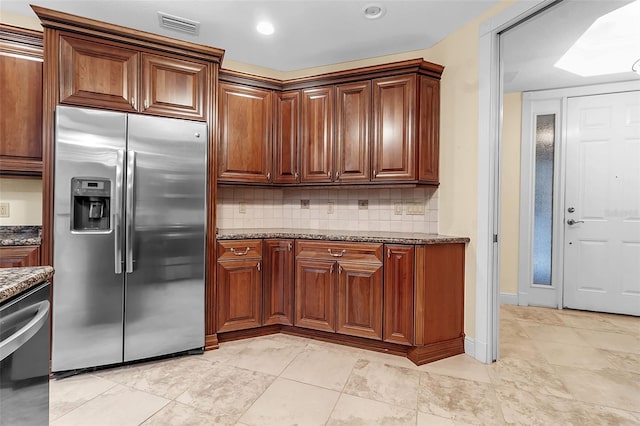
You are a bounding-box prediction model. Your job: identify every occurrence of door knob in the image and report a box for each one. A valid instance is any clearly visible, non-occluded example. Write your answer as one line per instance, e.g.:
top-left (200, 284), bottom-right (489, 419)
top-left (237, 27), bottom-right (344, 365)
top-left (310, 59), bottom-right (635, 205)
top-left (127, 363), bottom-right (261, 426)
top-left (567, 219), bottom-right (584, 225)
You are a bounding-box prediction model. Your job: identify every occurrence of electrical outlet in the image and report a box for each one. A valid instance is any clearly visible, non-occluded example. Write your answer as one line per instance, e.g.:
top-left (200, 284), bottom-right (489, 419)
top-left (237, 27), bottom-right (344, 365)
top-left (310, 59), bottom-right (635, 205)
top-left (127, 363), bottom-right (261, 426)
top-left (327, 201), bottom-right (335, 214)
top-left (300, 199), bottom-right (310, 209)
top-left (358, 200), bottom-right (368, 210)
top-left (0, 202), bottom-right (9, 218)
top-left (238, 201), bottom-right (246, 214)
top-left (406, 201), bottom-right (425, 215)
top-left (394, 202), bottom-right (403, 215)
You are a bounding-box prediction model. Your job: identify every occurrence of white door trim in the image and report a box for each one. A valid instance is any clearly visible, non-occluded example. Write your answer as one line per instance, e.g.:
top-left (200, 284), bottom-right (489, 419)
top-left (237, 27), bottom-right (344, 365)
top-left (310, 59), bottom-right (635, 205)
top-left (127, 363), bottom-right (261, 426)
top-left (476, 0), bottom-right (552, 364)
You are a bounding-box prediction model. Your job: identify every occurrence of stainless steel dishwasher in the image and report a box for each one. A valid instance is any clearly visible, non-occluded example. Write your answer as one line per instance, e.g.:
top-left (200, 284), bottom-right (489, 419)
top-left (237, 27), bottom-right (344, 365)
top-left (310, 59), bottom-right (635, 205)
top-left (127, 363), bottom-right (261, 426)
top-left (0, 282), bottom-right (50, 426)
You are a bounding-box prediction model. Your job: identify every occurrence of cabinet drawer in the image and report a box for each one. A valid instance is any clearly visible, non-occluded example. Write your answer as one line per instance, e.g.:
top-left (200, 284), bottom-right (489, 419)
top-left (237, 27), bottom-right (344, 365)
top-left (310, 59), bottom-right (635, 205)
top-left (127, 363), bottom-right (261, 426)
top-left (217, 240), bottom-right (262, 260)
top-left (295, 240), bottom-right (382, 263)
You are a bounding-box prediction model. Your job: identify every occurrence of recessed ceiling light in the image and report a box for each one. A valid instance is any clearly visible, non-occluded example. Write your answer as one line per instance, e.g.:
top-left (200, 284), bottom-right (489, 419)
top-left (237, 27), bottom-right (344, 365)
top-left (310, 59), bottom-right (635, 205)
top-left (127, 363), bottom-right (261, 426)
top-left (363, 4), bottom-right (386, 20)
top-left (256, 21), bottom-right (275, 35)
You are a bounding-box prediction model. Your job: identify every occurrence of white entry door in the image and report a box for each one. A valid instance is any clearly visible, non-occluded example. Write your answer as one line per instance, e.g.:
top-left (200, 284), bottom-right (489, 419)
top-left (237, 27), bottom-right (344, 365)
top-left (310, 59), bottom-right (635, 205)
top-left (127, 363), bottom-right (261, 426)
top-left (564, 91), bottom-right (640, 316)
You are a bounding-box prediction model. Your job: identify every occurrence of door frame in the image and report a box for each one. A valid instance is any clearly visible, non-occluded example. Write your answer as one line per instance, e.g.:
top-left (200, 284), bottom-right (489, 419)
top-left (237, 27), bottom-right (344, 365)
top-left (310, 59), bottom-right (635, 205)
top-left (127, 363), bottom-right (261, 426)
top-left (518, 82), bottom-right (640, 310)
top-left (476, 0), bottom-right (552, 364)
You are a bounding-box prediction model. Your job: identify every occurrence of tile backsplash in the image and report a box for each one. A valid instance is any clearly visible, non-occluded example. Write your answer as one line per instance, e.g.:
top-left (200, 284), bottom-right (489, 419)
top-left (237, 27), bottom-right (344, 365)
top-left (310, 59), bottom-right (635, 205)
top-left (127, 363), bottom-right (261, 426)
top-left (217, 187), bottom-right (438, 233)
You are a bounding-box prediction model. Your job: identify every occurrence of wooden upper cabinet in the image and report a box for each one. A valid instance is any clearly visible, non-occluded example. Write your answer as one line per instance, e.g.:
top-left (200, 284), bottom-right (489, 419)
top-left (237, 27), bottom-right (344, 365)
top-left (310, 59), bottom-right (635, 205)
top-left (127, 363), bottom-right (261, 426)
top-left (335, 81), bottom-right (371, 183)
top-left (383, 245), bottom-right (414, 345)
top-left (59, 36), bottom-right (208, 120)
top-left (301, 87), bottom-right (334, 183)
top-left (263, 239), bottom-right (294, 325)
top-left (417, 76), bottom-right (440, 184)
top-left (372, 75), bottom-right (416, 182)
top-left (218, 83), bottom-right (273, 183)
top-left (273, 91), bottom-right (300, 184)
top-left (0, 25), bottom-right (43, 176)
top-left (59, 35), bottom-right (138, 112)
top-left (141, 53), bottom-right (207, 120)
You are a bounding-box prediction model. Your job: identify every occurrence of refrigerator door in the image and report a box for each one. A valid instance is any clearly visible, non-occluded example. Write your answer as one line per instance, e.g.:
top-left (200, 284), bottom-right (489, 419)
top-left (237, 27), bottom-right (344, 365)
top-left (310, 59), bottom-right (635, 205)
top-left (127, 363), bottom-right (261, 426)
top-left (53, 106), bottom-right (127, 372)
top-left (124, 115), bottom-right (207, 361)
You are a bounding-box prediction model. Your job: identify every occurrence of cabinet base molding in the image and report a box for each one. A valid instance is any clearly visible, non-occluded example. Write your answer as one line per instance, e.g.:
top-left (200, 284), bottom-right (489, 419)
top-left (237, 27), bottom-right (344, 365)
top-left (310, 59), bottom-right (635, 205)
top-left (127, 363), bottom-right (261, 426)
top-left (204, 334), bottom-right (220, 350)
top-left (407, 336), bottom-right (465, 365)
top-left (213, 325), bottom-right (464, 365)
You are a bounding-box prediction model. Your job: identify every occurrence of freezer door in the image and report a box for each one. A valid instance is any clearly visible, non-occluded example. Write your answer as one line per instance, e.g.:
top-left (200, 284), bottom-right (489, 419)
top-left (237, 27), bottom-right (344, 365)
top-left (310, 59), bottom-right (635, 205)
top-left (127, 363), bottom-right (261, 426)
top-left (52, 106), bottom-right (126, 372)
top-left (124, 115), bottom-right (207, 361)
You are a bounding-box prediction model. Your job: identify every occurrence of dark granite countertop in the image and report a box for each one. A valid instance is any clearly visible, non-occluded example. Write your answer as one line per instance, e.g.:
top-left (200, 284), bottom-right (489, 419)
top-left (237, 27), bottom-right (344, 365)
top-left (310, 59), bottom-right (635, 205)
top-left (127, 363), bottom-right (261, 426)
top-left (217, 228), bottom-right (470, 245)
top-left (0, 266), bottom-right (54, 304)
top-left (0, 226), bottom-right (42, 246)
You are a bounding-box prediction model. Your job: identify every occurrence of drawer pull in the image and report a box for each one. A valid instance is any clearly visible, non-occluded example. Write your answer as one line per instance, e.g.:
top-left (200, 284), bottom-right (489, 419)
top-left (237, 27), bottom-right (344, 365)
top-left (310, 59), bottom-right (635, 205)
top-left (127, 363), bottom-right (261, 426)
top-left (230, 247), bottom-right (251, 256)
top-left (328, 249), bottom-right (346, 257)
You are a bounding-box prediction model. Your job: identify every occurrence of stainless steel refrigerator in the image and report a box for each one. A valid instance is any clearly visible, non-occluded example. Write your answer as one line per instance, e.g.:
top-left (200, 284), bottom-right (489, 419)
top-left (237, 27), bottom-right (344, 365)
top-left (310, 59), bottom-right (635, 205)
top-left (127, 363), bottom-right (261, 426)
top-left (52, 105), bottom-right (207, 372)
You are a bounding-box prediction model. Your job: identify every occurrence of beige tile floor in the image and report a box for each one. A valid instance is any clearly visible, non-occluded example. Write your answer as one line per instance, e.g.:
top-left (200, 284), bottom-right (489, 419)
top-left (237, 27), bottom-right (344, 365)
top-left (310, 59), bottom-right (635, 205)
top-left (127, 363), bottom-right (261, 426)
top-left (50, 305), bottom-right (640, 425)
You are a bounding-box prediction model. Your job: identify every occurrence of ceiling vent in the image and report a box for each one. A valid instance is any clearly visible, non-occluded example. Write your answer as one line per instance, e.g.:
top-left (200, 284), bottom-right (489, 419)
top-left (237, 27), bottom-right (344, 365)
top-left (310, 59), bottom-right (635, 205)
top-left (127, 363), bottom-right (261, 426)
top-left (158, 12), bottom-right (200, 35)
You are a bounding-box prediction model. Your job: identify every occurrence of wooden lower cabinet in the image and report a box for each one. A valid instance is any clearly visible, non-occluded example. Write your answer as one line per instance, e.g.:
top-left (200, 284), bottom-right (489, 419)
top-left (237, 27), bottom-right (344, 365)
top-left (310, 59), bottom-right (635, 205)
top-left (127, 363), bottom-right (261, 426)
top-left (0, 245), bottom-right (41, 268)
top-left (216, 240), bottom-right (262, 332)
top-left (336, 261), bottom-right (382, 340)
top-left (263, 239), bottom-right (294, 325)
top-left (383, 245), bottom-right (414, 345)
top-left (215, 238), bottom-right (465, 366)
top-left (295, 258), bottom-right (335, 332)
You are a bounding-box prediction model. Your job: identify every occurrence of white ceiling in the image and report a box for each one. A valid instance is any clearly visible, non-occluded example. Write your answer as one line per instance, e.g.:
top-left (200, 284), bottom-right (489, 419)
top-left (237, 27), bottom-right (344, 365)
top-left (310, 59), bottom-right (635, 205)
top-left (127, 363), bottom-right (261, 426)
top-left (502, 0), bottom-right (640, 92)
top-left (1, 0), bottom-right (502, 71)
top-left (2, 0), bottom-right (638, 90)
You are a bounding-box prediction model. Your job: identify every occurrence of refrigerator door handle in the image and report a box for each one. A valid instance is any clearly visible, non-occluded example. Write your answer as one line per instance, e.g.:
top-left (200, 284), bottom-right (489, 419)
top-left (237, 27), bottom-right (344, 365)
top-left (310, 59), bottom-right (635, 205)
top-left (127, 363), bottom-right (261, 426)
top-left (114, 150), bottom-right (125, 274)
top-left (126, 150), bottom-right (136, 273)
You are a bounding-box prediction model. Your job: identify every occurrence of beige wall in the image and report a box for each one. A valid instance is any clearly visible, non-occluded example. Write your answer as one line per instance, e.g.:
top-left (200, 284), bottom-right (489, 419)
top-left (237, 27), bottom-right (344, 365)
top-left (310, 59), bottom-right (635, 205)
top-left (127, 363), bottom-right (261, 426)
top-left (500, 92), bottom-right (523, 296)
top-left (1, 0), bottom-right (517, 339)
top-left (0, 178), bottom-right (42, 225)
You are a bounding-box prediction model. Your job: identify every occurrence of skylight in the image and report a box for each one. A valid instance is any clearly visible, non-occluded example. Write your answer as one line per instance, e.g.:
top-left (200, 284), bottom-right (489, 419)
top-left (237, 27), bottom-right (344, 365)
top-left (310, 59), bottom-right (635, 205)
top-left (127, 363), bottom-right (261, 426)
top-left (554, 0), bottom-right (640, 77)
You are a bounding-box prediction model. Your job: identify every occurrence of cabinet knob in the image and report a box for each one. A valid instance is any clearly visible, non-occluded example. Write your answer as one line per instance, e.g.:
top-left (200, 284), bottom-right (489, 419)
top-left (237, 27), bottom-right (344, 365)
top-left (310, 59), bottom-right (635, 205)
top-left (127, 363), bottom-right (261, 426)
top-left (335, 171), bottom-right (340, 180)
top-left (339, 265), bottom-right (343, 274)
top-left (287, 242), bottom-right (292, 251)
top-left (267, 172), bottom-right (271, 182)
top-left (327, 171), bottom-right (331, 178)
top-left (257, 262), bottom-right (261, 271)
top-left (131, 97), bottom-right (136, 108)
top-left (143, 99), bottom-right (149, 110)
top-left (330, 264), bottom-right (334, 274)
top-left (294, 171), bottom-right (299, 181)
top-left (387, 248), bottom-right (391, 258)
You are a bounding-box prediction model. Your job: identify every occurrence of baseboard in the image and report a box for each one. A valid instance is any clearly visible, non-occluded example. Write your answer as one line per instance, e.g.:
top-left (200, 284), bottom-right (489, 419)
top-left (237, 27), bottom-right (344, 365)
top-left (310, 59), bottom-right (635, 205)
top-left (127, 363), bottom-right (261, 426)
top-left (464, 336), bottom-right (475, 357)
top-left (500, 292), bottom-right (518, 305)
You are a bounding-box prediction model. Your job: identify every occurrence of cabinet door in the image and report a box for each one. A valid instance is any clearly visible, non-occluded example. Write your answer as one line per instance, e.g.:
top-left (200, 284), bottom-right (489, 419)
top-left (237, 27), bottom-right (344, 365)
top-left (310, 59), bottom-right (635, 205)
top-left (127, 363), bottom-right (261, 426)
top-left (217, 259), bottom-right (262, 332)
top-left (141, 54), bottom-right (208, 121)
top-left (295, 258), bottom-right (335, 331)
top-left (301, 87), bottom-right (334, 183)
top-left (59, 35), bottom-right (138, 112)
top-left (218, 83), bottom-right (272, 183)
top-left (335, 81), bottom-right (370, 183)
top-left (417, 76), bottom-right (440, 184)
top-left (372, 75), bottom-right (416, 182)
top-left (263, 239), bottom-right (294, 325)
top-left (0, 33), bottom-right (42, 176)
top-left (336, 261), bottom-right (383, 340)
top-left (0, 246), bottom-right (40, 268)
top-left (273, 91), bottom-right (300, 184)
top-left (383, 245), bottom-right (414, 345)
